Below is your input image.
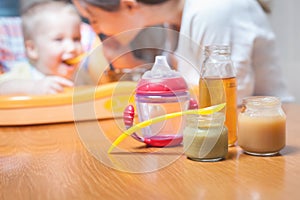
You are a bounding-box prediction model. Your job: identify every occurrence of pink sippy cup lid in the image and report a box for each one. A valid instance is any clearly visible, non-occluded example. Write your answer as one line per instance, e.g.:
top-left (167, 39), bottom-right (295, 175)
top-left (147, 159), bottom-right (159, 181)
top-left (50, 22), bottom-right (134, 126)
top-left (136, 56), bottom-right (188, 95)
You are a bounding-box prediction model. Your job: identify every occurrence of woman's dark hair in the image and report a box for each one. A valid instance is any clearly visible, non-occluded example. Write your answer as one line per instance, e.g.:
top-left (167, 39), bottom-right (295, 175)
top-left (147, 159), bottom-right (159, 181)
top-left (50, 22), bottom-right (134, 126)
top-left (84, 0), bottom-right (270, 13)
top-left (84, 0), bottom-right (168, 11)
top-left (257, 0), bottom-right (271, 13)
top-left (84, 0), bottom-right (119, 11)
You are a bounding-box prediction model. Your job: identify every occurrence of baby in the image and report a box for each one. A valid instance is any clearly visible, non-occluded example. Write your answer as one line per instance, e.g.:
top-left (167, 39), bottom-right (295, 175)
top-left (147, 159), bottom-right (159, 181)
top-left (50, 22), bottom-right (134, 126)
top-left (0, 1), bottom-right (83, 95)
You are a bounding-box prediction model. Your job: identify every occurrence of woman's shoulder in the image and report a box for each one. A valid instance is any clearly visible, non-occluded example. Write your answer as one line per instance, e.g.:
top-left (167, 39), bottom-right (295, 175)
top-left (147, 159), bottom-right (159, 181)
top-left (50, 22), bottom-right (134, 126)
top-left (184, 0), bottom-right (266, 31)
top-left (185, 0), bottom-right (259, 19)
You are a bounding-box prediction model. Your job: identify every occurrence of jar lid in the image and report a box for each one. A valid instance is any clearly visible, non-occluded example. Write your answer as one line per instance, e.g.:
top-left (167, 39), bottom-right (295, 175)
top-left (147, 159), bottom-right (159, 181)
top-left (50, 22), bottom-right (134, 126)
top-left (186, 112), bottom-right (226, 128)
top-left (242, 96), bottom-right (281, 107)
top-left (136, 56), bottom-right (188, 95)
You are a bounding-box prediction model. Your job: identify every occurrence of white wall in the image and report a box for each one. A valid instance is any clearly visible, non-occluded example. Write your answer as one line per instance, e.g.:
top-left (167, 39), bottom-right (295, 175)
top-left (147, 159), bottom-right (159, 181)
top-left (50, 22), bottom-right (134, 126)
top-left (268, 0), bottom-right (300, 103)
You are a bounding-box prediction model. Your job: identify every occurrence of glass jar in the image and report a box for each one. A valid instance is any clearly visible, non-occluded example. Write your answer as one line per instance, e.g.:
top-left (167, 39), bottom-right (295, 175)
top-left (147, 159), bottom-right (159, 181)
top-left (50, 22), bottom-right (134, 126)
top-left (237, 96), bottom-right (286, 156)
top-left (183, 113), bottom-right (228, 162)
top-left (199, 45), bottom-right (237, 146)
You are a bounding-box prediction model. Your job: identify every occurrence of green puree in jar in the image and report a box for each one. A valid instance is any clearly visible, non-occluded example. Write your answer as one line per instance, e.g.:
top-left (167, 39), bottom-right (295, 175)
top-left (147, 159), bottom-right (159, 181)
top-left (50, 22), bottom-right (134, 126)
top-left (183, 114), bottom-right (228, 162)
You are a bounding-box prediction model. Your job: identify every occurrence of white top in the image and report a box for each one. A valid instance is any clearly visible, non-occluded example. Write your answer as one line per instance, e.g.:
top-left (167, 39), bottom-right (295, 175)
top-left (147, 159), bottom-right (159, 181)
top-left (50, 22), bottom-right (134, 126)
top-left (0, 61), bottom-right (45, 84)
top-left (176, 0), bottom-right (294, 104)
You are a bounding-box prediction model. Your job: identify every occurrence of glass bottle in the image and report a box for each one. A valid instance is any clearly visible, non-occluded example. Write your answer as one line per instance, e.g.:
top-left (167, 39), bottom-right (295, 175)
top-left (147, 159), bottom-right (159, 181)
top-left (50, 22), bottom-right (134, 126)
top-left (238, 96), bottom-right (286, 156)
top-left (199, 45), bottom-right (237, 146)
top-left (183, 112), bottom-right (228, 162)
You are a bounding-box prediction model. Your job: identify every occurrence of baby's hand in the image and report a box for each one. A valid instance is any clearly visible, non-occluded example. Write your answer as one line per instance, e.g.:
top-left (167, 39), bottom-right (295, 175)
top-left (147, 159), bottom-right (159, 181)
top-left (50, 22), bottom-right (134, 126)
top-left (32, 76), bottom-right (74, 94)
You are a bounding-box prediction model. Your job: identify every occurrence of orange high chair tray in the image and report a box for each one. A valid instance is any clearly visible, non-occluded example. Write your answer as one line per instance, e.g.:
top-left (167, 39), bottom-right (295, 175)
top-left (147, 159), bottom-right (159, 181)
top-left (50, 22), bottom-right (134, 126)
top-left (0, 81), bottom-right (136, 126)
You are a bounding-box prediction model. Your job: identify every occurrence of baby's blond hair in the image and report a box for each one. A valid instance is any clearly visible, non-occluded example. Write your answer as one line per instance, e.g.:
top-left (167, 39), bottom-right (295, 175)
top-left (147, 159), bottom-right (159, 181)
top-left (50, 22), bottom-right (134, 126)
top-left (21, 1), bottom-right (80, 40)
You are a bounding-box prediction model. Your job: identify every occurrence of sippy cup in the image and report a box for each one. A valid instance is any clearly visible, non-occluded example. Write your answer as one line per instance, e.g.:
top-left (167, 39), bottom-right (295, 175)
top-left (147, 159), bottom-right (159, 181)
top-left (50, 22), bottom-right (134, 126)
top-left (124, 56), bottom-right (191, 147)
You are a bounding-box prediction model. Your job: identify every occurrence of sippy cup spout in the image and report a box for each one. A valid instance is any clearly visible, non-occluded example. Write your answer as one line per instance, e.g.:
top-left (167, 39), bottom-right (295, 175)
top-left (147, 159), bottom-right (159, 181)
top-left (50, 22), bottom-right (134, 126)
top-left (142, 55), bottom-right (179, 79)
top-left (150, 56), bottom-right (171, 77)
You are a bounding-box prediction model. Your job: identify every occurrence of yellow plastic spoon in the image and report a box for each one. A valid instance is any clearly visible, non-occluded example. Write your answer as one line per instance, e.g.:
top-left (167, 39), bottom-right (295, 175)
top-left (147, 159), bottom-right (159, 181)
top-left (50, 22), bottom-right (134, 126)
top-left (107, 103), bottom-right (226, 153)
top-left (64, 53), bottom-right (87, 65)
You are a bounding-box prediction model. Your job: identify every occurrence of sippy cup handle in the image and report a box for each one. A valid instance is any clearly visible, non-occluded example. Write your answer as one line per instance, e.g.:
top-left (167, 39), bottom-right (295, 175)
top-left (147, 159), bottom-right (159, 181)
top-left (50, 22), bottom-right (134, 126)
top-left (123, 105), bottom-right (144, 143)
top-left (189, 98), bottom-right (198, 110)
top-left (123, 98), bottom-right (198, 146)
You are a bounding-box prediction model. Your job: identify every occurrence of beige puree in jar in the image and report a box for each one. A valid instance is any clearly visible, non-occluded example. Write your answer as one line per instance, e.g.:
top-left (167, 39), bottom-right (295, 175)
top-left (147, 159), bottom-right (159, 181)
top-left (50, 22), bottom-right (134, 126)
top-left (238, 96), bottom-right (286, 156)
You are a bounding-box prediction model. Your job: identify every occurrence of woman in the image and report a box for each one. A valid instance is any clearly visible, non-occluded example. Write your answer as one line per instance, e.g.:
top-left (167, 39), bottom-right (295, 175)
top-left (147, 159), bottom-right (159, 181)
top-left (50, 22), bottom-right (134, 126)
top-left (72, 0), bottom-right (294, 104)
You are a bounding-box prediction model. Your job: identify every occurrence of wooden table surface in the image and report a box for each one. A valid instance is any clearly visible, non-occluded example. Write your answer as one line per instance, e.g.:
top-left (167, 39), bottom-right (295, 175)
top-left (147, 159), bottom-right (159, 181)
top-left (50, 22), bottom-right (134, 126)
top-left (1, 103), bottom-right (300, 200)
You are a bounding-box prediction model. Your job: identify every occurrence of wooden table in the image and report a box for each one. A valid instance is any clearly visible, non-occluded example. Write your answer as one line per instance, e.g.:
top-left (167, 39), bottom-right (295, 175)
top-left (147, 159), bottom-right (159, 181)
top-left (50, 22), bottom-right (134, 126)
top-left (1, 104), bottom-right (300, 200)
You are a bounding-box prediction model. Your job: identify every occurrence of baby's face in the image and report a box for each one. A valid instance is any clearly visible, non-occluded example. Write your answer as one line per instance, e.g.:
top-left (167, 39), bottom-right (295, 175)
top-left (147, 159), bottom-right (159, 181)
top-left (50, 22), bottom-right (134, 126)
top-left (32, 11), bottom-right (83, 80)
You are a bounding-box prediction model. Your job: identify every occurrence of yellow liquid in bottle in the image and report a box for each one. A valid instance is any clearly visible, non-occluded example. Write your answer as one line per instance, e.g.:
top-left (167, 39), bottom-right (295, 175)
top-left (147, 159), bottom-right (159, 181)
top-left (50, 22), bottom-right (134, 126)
top-left (199, 77), bottom-right (237, 146)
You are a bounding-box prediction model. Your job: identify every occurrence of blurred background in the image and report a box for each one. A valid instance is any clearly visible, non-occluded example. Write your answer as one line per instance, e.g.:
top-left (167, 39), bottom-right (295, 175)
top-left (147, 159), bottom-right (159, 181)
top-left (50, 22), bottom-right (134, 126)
top-left (269, 0), bottom-right (300, 103)
top-left (18, 0), bottom-right (300, 103)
